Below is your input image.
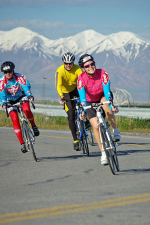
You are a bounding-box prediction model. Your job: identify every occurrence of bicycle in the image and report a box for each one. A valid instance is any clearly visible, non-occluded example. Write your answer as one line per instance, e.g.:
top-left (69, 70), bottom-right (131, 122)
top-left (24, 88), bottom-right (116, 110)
top-left (84, 99), bottom-right (120, 175)
top-left (63, 97), bottom-right (91, 156)
top-left (6, 100), bottom-right (37, 162)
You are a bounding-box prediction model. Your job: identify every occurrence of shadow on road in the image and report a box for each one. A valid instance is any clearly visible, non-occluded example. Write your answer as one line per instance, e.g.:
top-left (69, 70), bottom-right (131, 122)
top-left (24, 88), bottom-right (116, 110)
top-left (120, 168), bottom-right (150, 174)
top-left (38, 152), bottom-right (101, 162)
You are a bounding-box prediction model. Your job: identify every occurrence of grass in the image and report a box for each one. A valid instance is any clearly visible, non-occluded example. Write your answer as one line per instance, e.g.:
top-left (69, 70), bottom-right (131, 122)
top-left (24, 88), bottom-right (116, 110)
top-left (0, 111), bottom-right (150, 133)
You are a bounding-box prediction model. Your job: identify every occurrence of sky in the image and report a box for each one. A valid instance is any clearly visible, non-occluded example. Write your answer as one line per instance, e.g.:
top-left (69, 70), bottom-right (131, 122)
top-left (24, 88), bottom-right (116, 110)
top-left (0, 0), bottom-right (150, 41)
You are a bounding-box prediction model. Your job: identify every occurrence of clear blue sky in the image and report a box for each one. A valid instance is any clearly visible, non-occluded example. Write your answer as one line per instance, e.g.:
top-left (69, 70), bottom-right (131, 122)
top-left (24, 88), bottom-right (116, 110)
top-left (0, 0), bottom-right (150, 41)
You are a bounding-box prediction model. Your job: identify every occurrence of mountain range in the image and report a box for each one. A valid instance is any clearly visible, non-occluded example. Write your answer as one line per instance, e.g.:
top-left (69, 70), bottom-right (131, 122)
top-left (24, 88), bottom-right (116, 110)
top-left (0, 27), bottom-right (150, 103)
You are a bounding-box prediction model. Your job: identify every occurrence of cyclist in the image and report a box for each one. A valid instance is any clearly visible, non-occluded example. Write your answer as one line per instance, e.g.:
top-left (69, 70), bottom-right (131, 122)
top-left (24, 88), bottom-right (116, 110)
top-left (0, 61), bottom-right (40, 153)
top-left (77, 54), bottom-right (121, 165)
top-left (55, 52), bottom-right (83, 151)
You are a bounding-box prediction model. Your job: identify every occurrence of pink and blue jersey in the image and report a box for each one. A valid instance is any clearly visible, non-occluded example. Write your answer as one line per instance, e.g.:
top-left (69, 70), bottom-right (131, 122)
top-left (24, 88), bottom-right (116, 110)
top-left (77, 69), bottom-right (112, 109)
top-left (0, 73), bottom-right (33, 106)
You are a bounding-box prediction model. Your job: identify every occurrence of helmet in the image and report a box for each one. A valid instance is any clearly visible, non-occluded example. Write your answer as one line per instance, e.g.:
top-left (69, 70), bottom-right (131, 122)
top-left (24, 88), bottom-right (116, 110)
top-left (1, 61), bottom-right (15, 73)
top-left (78, 54), bottom-right (94, 67)
top-left (62, 52), bottom-right (75, 63)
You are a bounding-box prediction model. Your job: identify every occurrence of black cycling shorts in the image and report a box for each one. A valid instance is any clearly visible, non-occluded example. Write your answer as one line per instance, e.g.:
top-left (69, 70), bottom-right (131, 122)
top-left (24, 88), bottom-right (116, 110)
top-left (87, 100), bottom-right (105, 120)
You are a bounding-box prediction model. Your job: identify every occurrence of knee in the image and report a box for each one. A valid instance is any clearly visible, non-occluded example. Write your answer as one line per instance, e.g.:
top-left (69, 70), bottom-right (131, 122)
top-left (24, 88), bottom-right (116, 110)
top-left (92, 124), bottom-right (99, 132)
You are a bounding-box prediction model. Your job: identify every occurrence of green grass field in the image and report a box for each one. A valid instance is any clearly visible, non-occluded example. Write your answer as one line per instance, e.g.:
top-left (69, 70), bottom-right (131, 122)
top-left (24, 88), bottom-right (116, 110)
top-left (0, 111), bottom-right (150, 133)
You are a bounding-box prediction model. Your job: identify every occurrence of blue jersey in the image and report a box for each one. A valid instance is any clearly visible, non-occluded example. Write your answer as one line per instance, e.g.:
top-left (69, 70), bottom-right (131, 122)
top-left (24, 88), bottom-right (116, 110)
top-left (0, 73), bottom-right (33, 106)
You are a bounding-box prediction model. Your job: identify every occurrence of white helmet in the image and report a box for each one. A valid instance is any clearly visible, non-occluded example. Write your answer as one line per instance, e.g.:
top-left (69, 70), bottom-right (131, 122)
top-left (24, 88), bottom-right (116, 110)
top-left (62, 52), bottom-right (75, 63)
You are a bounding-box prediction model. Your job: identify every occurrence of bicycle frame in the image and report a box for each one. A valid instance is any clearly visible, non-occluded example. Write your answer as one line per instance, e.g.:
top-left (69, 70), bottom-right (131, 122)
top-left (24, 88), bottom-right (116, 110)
top-left (84, 100), bottom-right (120, 174)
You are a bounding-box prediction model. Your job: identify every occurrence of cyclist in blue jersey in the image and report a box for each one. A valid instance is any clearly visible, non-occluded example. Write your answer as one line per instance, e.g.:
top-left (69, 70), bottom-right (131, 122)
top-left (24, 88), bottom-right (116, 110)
top-left (77, 54), bottom-right (121, 165)
top-left (0, 61), bottom-right (40, 153)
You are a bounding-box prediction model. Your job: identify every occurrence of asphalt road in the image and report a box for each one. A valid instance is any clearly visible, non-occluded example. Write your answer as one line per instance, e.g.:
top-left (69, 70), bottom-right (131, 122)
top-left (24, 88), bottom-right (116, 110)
top-left (0, 127), bottom-right (150, 225)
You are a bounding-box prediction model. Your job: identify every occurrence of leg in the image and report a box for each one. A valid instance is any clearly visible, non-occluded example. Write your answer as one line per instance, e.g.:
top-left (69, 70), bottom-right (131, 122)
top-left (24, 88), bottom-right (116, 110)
top-left (9, 111), bottom-right (24, 144)
top-left (101, 96), bottom-right (121, 141)
top-left (89, 117), bottom-right (102, 151)
top-left (22, 102), bottom-right (39, 136)
top-left (63, 90), bottom-right (79, 150)
top-left (22, 102), bottom-right (35, 127)
top-left (67, 108), bottom-right (77, 141)
top-left (101, 96), bottom-right (116, 129)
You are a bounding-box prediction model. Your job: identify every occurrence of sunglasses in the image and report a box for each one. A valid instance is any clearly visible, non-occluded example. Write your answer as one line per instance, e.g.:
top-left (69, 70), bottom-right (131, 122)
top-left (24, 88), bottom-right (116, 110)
top-left (64, 62), bottom-right (73, 65)
top-left (4, 70), bottom-right (13, 74)
top-left (84, 62), bottom-right (95, 68)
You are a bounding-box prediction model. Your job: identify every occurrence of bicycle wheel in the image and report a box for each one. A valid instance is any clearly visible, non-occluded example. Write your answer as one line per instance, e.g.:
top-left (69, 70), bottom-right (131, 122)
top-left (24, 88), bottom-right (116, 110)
top-left (100, 125), bottom-right (116, 175)
top-left (22, 121), bottom-right (37, 162)
top-left (22, 121), bottom-right (29, 151)
top-left (86, 124), bottom-right (94, 146)
top-left (76, 120), bottom-right (84, 152)
top-left (109, 134), bottom-right (120, 171)
top-left (81, 122), bottom-right (89, 156)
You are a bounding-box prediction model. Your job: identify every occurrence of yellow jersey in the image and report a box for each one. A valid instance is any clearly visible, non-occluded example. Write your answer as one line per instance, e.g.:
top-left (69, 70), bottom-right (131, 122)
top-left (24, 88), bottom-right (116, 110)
top-left (55, 64), bottom-right (82, 97)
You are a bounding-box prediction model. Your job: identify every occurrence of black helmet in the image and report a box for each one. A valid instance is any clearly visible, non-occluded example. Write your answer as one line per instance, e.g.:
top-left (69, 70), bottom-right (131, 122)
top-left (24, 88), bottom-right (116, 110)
top-left (78, 54), bottom-right (94, 67)
top-left (62, 52), bottom-right (75, 63)
top-left (1, 61), bottom-right (15, 73)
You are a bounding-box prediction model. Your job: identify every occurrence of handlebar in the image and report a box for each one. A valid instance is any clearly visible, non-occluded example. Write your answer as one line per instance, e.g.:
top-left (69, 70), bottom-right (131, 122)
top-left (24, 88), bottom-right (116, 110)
top-left (4, 99), bottom-right (35, 117)
top-left (84, 101), bottom-right (111, 110)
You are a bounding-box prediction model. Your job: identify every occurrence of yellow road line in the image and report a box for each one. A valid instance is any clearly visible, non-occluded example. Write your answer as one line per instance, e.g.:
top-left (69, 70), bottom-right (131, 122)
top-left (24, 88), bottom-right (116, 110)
top-left (124, 143), bottom-right (150, 149)
top-left (0, 193), bottom-right (150, 224)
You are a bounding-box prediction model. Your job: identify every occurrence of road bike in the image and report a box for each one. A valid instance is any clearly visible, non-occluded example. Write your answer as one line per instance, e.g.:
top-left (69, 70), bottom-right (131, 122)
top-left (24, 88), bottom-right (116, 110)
top-left (84, 99), bottom-right (120, 174)
top-left (6, 100), bottom-right (37, 162)
top-left (63, 97), bottom-right (92, 155)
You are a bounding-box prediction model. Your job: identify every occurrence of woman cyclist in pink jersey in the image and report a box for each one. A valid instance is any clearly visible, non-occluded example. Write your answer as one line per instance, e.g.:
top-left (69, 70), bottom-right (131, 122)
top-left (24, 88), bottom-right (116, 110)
top-left (77, 54), bottom-right (121, 165)
top-left (0, 61), bottom-right (40, 153)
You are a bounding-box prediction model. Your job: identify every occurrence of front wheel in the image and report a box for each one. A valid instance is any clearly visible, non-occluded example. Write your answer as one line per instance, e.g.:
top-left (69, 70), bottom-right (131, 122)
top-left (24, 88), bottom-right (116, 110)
top-left (86, 124), bottom-right (94, 146)
top-left (22, 121), bottom-right (37, 162)
top-left (81, 121), bottom-right (89, 156)
top-left (100, 125), bottom-right (116, 175)
top-left (76, 120), bottom-right (83, 152)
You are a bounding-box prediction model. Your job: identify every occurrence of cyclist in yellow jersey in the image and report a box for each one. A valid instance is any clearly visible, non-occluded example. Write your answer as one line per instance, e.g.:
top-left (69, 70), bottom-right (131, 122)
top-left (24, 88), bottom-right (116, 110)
top-left (55, 52), bottom-right (82, 151)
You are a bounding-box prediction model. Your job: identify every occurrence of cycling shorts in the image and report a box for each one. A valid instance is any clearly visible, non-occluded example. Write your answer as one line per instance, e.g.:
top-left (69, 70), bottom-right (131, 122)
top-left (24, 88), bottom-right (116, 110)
top-left (6, 95), bottom-right (28, 114)
top-left (87, 99), bottom-right (105, 120)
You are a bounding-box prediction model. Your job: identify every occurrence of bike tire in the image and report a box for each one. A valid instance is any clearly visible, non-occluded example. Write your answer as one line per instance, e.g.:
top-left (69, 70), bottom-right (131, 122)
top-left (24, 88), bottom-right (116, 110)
top-left (22, 121), bottom-right (37, 162)
top-left (109, 131), bottom-right (120, 172)
top-left (86, 125), bottom-right (94, 146)
top-left (76, 121), bottom-right (84, 152)
top-left (100, 125), bottom-right (116, 175)
top-left (81, 122), bottom-right (89, 156)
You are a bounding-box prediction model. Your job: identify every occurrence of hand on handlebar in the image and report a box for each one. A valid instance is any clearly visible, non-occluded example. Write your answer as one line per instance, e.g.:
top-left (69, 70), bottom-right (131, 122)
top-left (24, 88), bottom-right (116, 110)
top-left (60, 97), bottom-right (66, 106)
top-left (112, 106), bottom-right (119, 113)
top-left (29, 96), bottom-right (34, 103)
top-left (2, 103), bottom-right (7, 110)
top-left (80, 111), bottom-right (86, 120)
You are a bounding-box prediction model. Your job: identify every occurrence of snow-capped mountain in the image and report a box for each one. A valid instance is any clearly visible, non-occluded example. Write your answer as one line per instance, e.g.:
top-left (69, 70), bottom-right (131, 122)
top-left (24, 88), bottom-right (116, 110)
top-left (0, 27), bottom-right (150, 102)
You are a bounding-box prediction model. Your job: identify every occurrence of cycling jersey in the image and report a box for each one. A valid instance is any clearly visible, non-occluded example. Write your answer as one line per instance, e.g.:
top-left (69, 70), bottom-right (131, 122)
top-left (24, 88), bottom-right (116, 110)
top-left (55, 64), bottom-right (82, 97)
top-left (77, 69), bottom-right (112, 109)
top-left (0, 73), bottom-right (33, 106)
